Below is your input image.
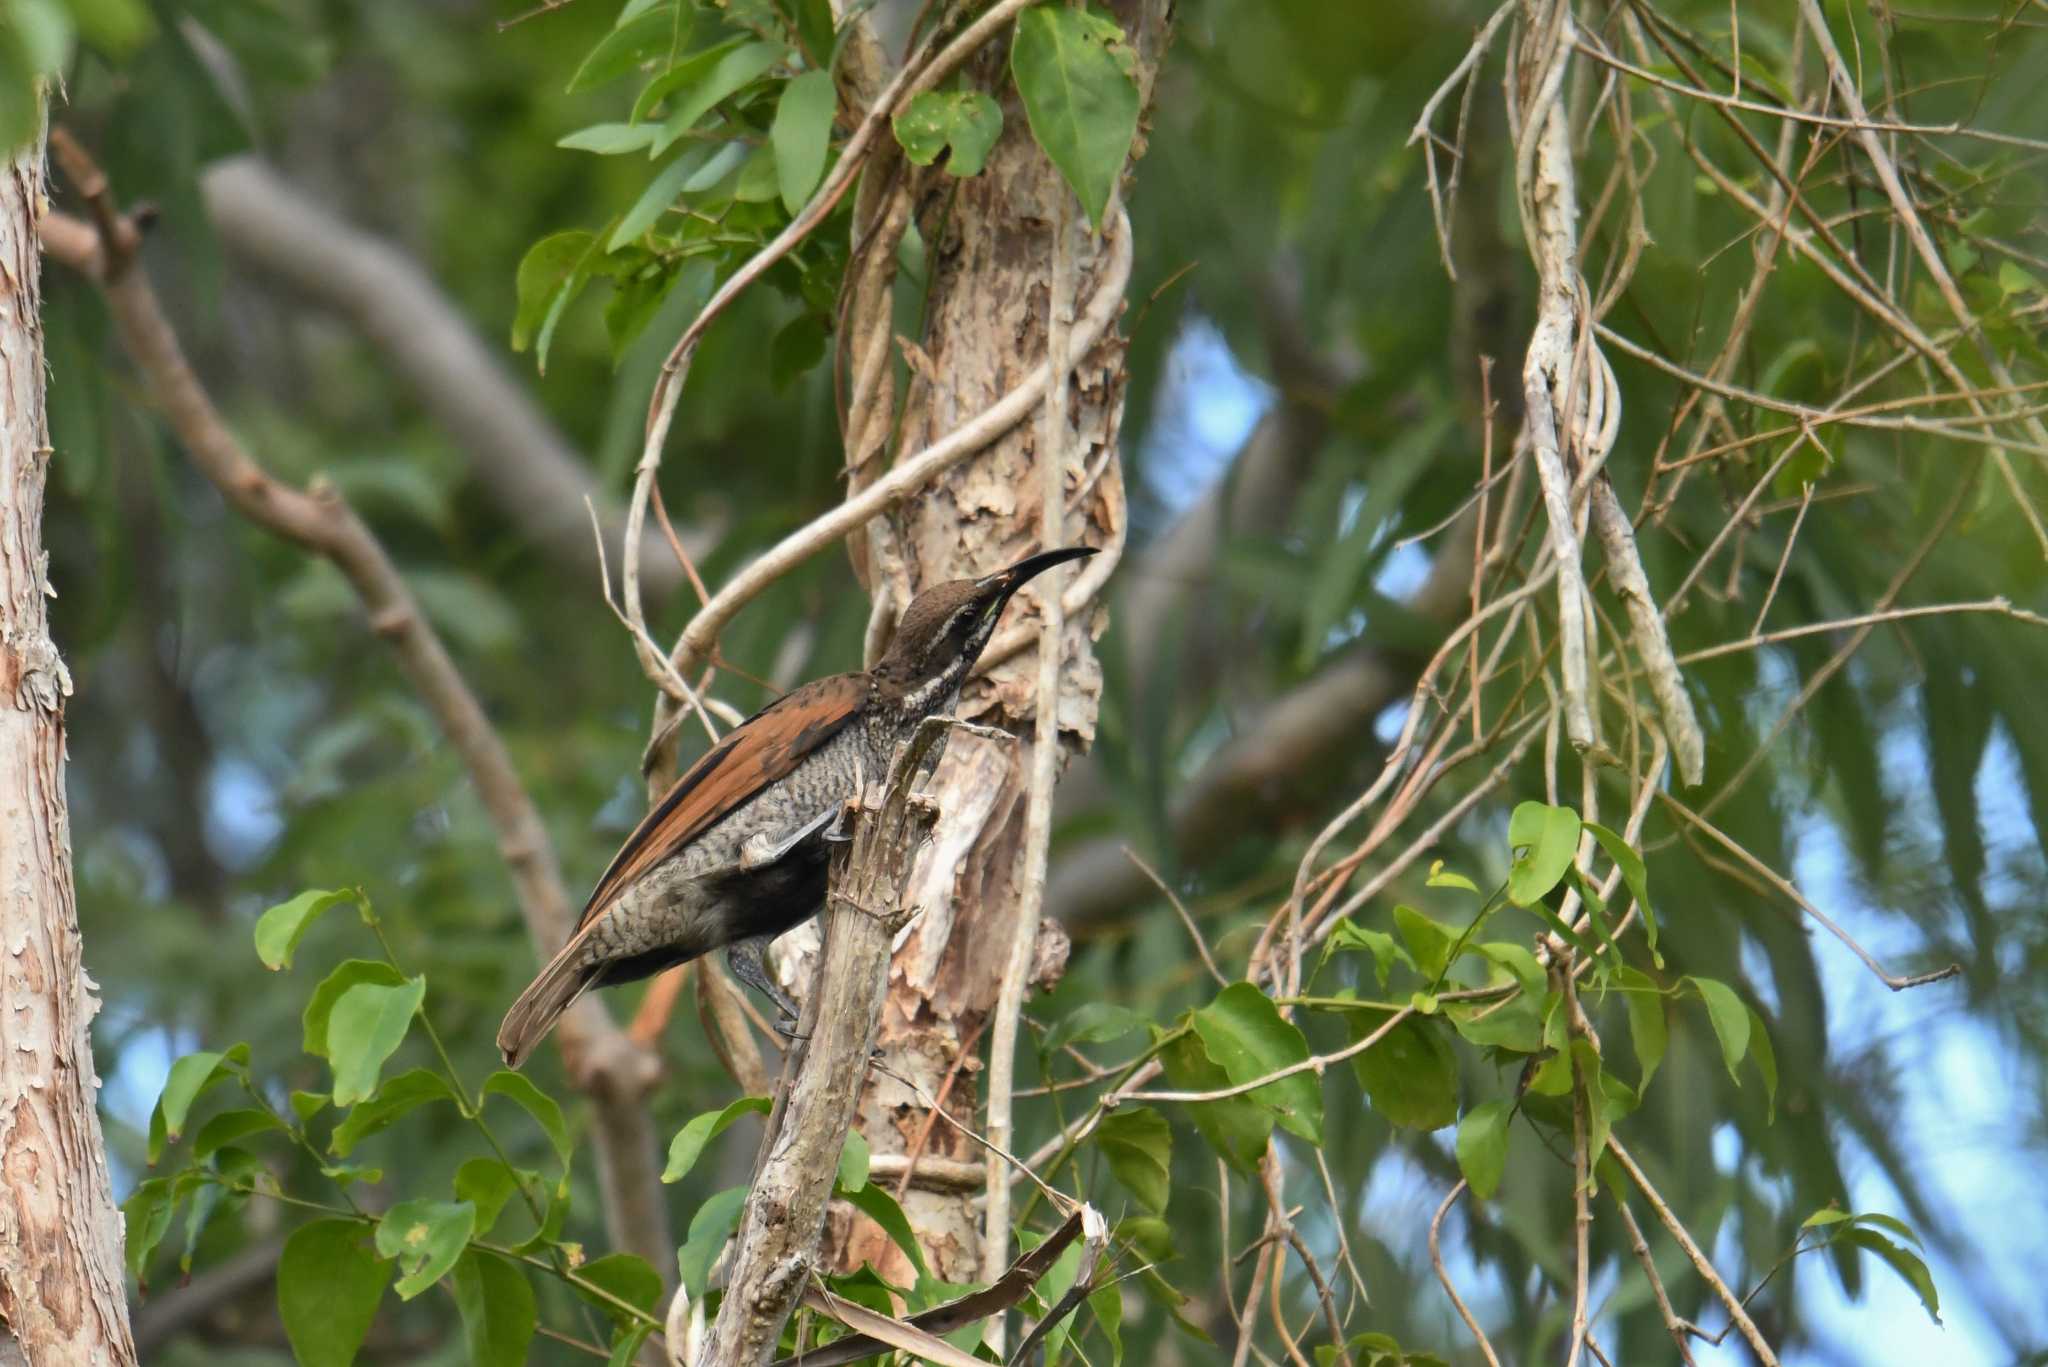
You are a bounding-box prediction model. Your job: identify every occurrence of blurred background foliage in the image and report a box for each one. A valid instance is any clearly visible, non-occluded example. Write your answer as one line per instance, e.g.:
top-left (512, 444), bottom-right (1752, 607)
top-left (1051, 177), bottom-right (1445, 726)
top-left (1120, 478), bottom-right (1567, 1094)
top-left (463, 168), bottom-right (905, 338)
top-left (31, 0), bottom-right (2048, 1361)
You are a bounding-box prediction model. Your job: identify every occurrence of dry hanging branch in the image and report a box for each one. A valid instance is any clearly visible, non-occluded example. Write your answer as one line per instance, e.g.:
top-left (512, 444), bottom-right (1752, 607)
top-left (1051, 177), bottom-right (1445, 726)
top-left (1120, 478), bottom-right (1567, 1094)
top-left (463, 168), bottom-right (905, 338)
top-left (698, 718), bottom-right (946, 1366)
top-left (1505, 0), bottom-right (1703, 782)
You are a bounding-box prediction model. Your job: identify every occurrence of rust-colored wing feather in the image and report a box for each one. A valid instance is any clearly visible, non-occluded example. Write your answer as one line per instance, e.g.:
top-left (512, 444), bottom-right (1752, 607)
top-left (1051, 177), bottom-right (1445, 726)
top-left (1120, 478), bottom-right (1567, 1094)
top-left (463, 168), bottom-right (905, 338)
top-left (575, 671), bottom-right (870, 930)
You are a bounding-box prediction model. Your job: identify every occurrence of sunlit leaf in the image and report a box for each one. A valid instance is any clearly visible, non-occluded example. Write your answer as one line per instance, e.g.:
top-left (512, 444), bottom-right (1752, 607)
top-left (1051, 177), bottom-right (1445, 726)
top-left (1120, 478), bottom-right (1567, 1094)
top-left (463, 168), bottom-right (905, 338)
top-left (1009, 5), bottom-right (1139, 227)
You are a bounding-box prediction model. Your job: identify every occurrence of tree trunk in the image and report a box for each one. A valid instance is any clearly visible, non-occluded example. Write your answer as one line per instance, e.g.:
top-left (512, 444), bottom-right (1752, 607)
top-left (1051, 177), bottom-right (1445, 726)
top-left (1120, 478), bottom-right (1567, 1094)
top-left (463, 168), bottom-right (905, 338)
top-left (779, 0), bottom-right (1173, 1303)
top-left (0, 124), bottom-right (140, 1364)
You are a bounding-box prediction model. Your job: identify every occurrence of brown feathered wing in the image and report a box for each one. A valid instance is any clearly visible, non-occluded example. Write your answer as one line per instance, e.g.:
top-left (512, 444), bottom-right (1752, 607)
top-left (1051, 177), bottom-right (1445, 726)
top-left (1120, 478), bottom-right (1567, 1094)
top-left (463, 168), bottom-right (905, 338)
top-left (496, 672), bottom-right (870, 1066)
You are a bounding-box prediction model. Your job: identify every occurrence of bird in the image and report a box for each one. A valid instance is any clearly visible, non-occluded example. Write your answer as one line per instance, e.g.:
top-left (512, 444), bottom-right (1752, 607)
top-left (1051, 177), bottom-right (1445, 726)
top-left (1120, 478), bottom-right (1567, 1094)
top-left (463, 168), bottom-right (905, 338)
top-left (497, 545), bottom-right (1097, 1068)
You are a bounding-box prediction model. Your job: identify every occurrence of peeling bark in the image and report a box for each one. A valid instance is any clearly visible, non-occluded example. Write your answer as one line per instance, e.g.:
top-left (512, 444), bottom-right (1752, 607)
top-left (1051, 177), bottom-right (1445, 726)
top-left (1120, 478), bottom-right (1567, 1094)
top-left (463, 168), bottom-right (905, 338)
top-left (774, 0), bottom-right (1174, 1291)
top-left (0, 125), bottom-right (138, 1365)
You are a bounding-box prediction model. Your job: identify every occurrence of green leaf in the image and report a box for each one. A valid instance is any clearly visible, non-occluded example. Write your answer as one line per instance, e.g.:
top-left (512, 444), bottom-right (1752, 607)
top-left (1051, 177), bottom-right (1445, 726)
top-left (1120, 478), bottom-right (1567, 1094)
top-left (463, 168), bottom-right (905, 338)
top-left (453, 1251), bottom-right (537, 1367)
top-left (559, 122), bottom-right (660, 154)
top-left (1456, 1100), bottom-right (1512, 1199)
top-left (1998, 260), bottom-right (2042, 297)
top-left (1323, 919), bottom-right (1404, 989)
top-left (150, 1045), bottom-right (249, 1162)
top-left (122, 1178), bottom-right (177, 1280)
top-left (1159, 1028), bottom-right (1271, 1173)
top-left (608, 1325), bottom-right (655, 1367)
top-left (1089, 1278), bottom-right (1125, 1367)
top-left (769, 313), bottom-right (828, 390)
top-left (1687, 977), bottom-right (1750, 1085)
top-left (376, 1198), bottom-right (476, 1300)
top-left (1508, 801), bottom-right (1581, 906)
top-left (1839, 1228), bottom-right (1942, 1324)
top-left (326, 976), bottom-right (426, 1107)
top-left (1478, 942), bottom-right (1545, 997)
top-left (608, 153), bottom-right (703, 252)
top-left (1192, 983), bottom-right (1323, 1145)
top-left (663, 1095), bottom-right (772, 1183)
top-left (1446, 994), bottom-right (1543, 1052)
top-left (569, 5), bottom-right (688, 92)
top-left (654, 41), bottom-right (787, 156)
top-left (1009, 5), bottom-right (1140, 228)
top-left (771, 68), bottom-right (836, 213)
top-left (1747, 1005), bottom-right (1778, 1118)
top-left (455, 1158), bottom-right (529, 1239)
top-left (892, 89), bottom-right (1003, 176)
top-left (1046, 1001), bottom-right (1148, 1052)
top-left (1394, 904), bottom-right (1458, 982)
top-left (1094, 1106), bottom-right (1172, 1214)
top-left (733, 143), bottom-right (781, 202)
top-left (192, 1107), bottom-right (284, 1159)
top-left (1619, 968), bottom-right (1667, 1092)
top-left (279, 1219), bottom-right (393, 1367)
top-left (254, 888), bottom-right (357, 970)
top-left (1351, 1013), bottom-right (1457, 1130)
top-left (1426, 860), bottom-right (1481, 894)
top-left (291, 1090), bottom-right (328, 1126)
top-left (837, 1128), bottom-right (871, 1192)
top-left (842, 1180), bottom-right (931, 1282)
top-left (511, 230), bottom-right (596, 355)
top-left (576, 1252), bottom-right (664, 1327)
top-left (678, 1186), bottom-right (748, 1297)
top-left (328, 1068), bottom-right (457, 1157)
top-left (1582, 822), bottom-right (1657, 960)
top-left (482, 1070), bottom-right (573, 1174)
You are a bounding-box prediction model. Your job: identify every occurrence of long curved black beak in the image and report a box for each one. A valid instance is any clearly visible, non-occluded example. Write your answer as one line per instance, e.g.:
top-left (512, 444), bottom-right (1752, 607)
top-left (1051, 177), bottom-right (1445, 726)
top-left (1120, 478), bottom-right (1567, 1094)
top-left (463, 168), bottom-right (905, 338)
top-left (978, 545), bottom-right (1098, 597)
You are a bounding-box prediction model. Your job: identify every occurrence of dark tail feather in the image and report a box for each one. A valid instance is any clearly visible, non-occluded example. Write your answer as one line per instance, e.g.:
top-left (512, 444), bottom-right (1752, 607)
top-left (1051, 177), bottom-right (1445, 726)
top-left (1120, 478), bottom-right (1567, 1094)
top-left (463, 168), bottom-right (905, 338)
top-left (498, 945), bottom-right (599, 1069)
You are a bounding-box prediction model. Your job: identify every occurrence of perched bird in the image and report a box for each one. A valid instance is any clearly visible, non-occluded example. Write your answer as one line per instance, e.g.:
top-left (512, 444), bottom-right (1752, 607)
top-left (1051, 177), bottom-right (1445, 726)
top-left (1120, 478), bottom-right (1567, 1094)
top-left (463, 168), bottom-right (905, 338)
top-left (497, 545), bottom-right (1096, 1068)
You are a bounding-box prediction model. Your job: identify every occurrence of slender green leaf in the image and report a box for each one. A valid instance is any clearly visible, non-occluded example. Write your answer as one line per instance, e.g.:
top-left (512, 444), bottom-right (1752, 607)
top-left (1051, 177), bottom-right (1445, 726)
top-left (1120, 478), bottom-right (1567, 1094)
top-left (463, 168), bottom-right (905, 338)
top-left (678, 1186), bottom-right (749, 1297)
top-left (1747, 1005), bottom-right (1778, 1118)
top-left (482, 1070), bottom-right (573, 1174)
top-left (1583, 821), bottom-right (1658, 960)
top-left (663, 1095), bottom-right (771, 1183)
top-left (1456, 1100), bottom-right (1512, 1199)
top-left (150, 1045), bottom-right (249, 1162)
top-left (1838, 1228), bottom-right (1942, 1324)
top-left (569, 5), bottom-right (687, 92)
top-left (1688, 977), bottom-right (1751, 1085)
top-left (653, 41), bottom-right (786, 156)
top-left (608, 152), bottom-right (704, 251)
top-left (842, 1179), bottom-right (931, 1281)
top-left (1618, 966), bottom-right (1667, 1091)
top-left (771, 68), bottom-right (836, 213)
top-left (559, 122), bottom-right (660, 154)
top-left (511, 230), bottom-right (596, 355)
top-left (192, 1107), bottom-right (283, 1159)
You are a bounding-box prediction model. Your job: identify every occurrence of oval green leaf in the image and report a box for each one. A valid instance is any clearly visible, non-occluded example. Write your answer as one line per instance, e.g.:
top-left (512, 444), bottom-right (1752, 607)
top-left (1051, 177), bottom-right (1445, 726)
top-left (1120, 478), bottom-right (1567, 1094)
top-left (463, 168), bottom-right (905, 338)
top-left (1009, 5), bottom-right (1140, 228)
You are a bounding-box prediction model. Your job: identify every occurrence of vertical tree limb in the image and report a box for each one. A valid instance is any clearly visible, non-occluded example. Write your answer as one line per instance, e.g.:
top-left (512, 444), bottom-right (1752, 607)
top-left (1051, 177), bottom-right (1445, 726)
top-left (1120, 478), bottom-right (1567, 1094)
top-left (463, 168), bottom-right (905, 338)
top-left (0, 120), bottom-right (139, 1366)
top-left (699, 722), bottom-right (944, 1366)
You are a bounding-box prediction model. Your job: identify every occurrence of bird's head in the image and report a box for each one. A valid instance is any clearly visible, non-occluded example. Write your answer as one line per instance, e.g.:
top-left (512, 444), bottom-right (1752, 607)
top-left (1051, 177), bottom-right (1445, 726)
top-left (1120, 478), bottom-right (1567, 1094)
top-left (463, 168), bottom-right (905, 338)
top-left (873, 546), bottom-right (1098, 711)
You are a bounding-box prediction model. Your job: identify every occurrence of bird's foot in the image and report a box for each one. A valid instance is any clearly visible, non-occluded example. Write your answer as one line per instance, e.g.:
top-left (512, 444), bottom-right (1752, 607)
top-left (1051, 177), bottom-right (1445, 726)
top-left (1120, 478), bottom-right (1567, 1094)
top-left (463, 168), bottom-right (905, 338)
top-left (725, 934), bottom-right (805, 1037)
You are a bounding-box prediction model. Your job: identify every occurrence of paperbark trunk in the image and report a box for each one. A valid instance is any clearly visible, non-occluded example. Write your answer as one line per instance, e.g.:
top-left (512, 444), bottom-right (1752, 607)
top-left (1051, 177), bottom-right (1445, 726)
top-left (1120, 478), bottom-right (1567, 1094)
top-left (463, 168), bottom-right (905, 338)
top-left (0, 121), bottom-right (140, 1365)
